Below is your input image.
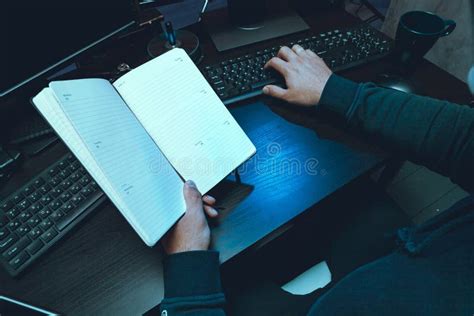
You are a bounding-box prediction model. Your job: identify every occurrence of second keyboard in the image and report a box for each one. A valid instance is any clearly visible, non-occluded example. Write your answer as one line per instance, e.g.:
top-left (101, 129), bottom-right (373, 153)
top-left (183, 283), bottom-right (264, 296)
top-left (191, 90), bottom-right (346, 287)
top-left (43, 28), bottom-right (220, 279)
top-left (201, 24), bottom-right (392, 105)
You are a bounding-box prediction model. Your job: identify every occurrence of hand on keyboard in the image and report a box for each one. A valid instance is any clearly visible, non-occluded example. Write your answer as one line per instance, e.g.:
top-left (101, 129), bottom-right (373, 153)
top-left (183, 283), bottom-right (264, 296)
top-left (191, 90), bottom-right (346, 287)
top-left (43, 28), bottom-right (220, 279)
top-left (202, 24), bottom-right (392, 105)
top-left (263, 45), bottom-right (333, 107)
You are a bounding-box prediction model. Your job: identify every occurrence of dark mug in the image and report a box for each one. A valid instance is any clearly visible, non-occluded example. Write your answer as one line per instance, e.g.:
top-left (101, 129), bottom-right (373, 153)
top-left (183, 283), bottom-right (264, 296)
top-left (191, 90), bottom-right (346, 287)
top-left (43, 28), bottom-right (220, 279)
top-left (392, 11), bottom-right (456, 71)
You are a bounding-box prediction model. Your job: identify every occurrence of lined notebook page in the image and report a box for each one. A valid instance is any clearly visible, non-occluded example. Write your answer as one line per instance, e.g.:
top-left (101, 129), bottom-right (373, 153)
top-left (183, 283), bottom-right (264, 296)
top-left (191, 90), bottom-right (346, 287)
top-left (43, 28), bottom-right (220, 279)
top-left (114, 49), bottom-right (256, 194)
top-left (33, 88), bottom-right (118, 207)
top-left (48, 79), bottom-right (185, 246)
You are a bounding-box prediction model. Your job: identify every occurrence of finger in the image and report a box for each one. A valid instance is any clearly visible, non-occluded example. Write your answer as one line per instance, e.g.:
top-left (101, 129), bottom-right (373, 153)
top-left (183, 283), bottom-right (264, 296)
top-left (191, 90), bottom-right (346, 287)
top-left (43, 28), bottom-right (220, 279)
top-left (183, 180), bottom-right (202, 210)
top-left (263, 84), bottom-right (290, 100)
top-left (278, 46), bottom-right (297, 61)
top-left (306, 49), bottom-right (318, 57)
top-left (203, 195), bottom-right (216, 205)
top-left (292, 44), bottom-right (306, 56)
top-left (264, 57), bottom-right (288, 76)
top-left (204, 205), bottom-right (219, 218)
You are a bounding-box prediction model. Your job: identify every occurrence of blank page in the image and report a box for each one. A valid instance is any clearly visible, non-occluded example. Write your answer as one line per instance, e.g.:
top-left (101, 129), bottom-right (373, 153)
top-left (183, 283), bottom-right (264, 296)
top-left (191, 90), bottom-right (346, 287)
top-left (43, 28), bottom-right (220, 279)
top-left (114, 49), bottom-right (256, 194)
top-left (48, 79), bottom-right (185, 246)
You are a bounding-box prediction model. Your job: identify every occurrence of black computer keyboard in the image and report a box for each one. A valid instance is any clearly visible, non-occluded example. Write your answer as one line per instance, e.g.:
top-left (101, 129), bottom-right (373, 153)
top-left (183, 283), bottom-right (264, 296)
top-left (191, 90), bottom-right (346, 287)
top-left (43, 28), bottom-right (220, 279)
top-left (202, 24), bottom-right (392, 105)
top-left (0, 153), bottom-right (105, 276)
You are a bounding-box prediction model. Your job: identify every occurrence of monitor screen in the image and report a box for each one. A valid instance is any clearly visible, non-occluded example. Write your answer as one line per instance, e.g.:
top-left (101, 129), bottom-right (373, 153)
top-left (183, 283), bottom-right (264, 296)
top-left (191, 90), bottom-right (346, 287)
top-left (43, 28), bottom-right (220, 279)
top-left (1, 0), bottom-right (136, 97)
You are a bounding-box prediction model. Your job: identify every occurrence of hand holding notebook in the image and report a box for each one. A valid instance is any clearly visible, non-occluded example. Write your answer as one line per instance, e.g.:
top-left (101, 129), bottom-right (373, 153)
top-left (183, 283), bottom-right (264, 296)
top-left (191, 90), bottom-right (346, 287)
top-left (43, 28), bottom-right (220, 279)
top-left (32, 48), bottom-right (256, 246)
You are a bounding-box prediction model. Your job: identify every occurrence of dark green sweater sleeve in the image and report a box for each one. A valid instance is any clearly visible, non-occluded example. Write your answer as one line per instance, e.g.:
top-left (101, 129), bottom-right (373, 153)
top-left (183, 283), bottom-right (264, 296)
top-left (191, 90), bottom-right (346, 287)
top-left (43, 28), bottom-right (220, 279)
top-left (158, 75), bottom-right (473, 315)
top-left (160, 251), bottom-right (226, 315)
top-left (320, 75), bottom-right (474, 193)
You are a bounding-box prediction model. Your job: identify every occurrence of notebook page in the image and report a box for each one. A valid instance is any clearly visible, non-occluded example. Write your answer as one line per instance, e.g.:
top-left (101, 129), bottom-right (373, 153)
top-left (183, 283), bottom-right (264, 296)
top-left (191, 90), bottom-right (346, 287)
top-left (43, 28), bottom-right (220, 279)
top-left (114, 49), bottom-right (256, 194)
top-left (49, 79), bottom-right (185, 246)
top-left (33, 88), bottom-right (122, 225)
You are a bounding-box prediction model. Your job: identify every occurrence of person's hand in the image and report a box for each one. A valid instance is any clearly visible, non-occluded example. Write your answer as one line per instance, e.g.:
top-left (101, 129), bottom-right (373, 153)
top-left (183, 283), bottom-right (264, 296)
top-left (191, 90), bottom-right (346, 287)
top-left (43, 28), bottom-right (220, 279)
top-left (263, 45), bottom-right (333, 106)
top-left (161, 180), bottom-right (219, 255)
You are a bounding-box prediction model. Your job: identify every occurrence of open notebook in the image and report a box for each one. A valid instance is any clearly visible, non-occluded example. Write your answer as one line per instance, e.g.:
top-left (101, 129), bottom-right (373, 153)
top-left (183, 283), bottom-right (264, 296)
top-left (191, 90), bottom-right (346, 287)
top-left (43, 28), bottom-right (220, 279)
top-left (32, 48), bottom-right (256, 246)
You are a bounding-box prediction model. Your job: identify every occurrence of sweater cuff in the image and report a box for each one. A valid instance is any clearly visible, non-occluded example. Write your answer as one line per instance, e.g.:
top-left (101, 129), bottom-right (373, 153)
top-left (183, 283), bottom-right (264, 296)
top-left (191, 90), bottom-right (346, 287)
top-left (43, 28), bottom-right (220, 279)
top-left (163, 250), bottom-right (222, 298)
top-left (319, 74), bottom-right (360, 117)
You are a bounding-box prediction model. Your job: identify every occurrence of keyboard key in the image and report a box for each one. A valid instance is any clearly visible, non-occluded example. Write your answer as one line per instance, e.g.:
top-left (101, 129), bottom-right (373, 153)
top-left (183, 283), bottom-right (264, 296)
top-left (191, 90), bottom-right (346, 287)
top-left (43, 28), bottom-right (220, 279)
top-left (40, 228), bottom-right (58, 243)
top-left (39, 219), bottom-right (53, 231)
top-left (1, 200), bottom-right (14, 212)
top-left (48, 167), bottom-right (60, 177)
top-left (15, 224), bottom-right (31, 237)
top-left (57, 207), bottom-right (86, 231)
top-left (28, 227), bottom-right (43, 240)
top-left (38, 184), bottom-right (52, 195)
top-left (66, 154), bottom-right (76, 163)
top-left (38, 208), bottom-right (52, 219)
top-left (239, 86), bottom-right (251, 93)
top-left (50, 176), bottom-right (62, 186)
top-left (27, 215), bottom-right (41, 227)
top-left (27, 203), bottom-right (43, 214)
top-left (3, 236), bottom-right (30, 261)
top-left (59, 169), bottom-right (72, 179)
top-left (17, 199), bottom-right (31, 211)
top-left (40, 194), bottom-right (53, 205)
top-left (81, 186), bottom-right (94, 197)
top-left (218, 92), bottom-right (229, 99)
top-left (0, 234), bottom-right (18, 251)
top-left (12, 193), bottom-right (25, 204)
top-left (60, 202), bottom-right (75, 214)
top-left (22, 185), bottom-right (35, 196)
top-left (58, 160), bottom-right (69, 170)
top-left (0, 227), bottom-right (9, 240)
top-left (9, 251), bottom-right (29, 270)
top-left (50, 188), bottom-right (63, 198)
top-left (90, 181), bottom-right (99, 191)
top-left (70, 184), bottom-right (82, 194)
top-left (48, 200), bottom-right (62, 211)
top-left (6, 207), bottom-right (20, 220)
top-left (51, 210), bottom-right (65, 222)
top-left (19, 211), bottom-right (33, 223)
top-left (7, 220), bottom-right (21, 230)
top-left (70, 161), bottom-right (80, 171)
top-left (79, 176), bottom-right (91, 186)
top-left (66, 166), bottom-right (76, 174)
top-left (33, 178), bottom-right (45, 188)
top-left (251, 78), bottom-right (279, 90)
top-left (70, 171), bottom-right (82, 181)
top-left (28, 192), bottom-right (42, 203)
top-left (60, 179), bottom-right (73, 189)
top-left (26, 239), bottom-right (44, 255)
top-left (71, 195), bottom-right (85, 205)
top-left (59, 191), bottom-right (73, 202)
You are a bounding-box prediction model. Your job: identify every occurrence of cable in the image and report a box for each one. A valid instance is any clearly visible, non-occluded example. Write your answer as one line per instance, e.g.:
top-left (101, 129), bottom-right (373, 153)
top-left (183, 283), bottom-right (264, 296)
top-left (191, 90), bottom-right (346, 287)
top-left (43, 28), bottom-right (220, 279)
top-left (201, 0), bottom-right (209, 13)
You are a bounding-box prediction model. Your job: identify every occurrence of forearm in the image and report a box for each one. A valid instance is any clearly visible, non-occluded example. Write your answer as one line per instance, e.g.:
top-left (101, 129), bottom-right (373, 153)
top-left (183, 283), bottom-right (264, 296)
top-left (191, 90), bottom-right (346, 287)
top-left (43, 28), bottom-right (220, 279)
top-left (160, 251), bottom-right (226, 315)
top-left (320, 75), bottom-right (474, 192)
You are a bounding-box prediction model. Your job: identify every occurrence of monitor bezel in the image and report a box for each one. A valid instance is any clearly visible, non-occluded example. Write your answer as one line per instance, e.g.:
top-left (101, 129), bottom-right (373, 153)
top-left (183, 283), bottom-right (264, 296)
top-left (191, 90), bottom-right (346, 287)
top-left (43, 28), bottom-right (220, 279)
top-left (1, 20), bottom-right (136, 98)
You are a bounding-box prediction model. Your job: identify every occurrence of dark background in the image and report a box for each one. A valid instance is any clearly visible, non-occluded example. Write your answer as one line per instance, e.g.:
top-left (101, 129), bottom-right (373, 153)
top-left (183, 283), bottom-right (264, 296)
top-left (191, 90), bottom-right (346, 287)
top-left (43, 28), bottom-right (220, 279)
top-left (2, 0), bottom-right (134, 96)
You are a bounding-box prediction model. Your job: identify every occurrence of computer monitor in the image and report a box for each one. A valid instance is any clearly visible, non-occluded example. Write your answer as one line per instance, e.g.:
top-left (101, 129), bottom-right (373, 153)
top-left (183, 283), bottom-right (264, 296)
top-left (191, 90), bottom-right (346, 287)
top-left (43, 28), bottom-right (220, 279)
top-left (206, 0), bottom-right (310, 52)
top-left (227, 0), bottom-right (267, 28)
top-left (1, 0), bottom-right (136, 98)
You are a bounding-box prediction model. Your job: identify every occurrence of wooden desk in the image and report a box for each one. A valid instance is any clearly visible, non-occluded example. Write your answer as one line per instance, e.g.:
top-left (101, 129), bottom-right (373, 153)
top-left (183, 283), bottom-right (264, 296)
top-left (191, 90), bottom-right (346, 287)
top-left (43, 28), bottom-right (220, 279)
top-left (1, 7), bottom-right (471, 316)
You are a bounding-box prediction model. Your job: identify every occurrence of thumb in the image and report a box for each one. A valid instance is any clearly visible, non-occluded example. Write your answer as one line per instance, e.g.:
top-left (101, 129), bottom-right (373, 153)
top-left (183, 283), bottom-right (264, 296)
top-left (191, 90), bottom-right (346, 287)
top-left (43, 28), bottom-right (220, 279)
top-left (183, 180), bottom-right (202, 208)
top-left (263, 85), bottom-right (289, 101)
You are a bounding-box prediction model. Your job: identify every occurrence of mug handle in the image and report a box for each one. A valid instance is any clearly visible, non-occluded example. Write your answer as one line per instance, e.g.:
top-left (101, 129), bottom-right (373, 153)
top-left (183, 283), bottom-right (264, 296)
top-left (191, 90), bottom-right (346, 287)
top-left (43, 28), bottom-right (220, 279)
top-left (442, 19), bottom-right (456, 36)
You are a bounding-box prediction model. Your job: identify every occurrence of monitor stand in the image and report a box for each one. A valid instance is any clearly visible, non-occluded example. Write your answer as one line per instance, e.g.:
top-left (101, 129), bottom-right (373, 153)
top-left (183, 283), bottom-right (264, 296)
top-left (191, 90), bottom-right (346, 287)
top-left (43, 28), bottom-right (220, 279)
top-left (206, 10), bottom-right (310, 52)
